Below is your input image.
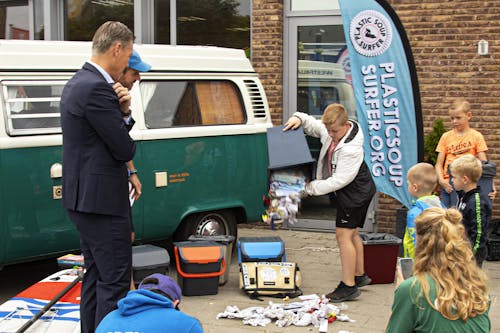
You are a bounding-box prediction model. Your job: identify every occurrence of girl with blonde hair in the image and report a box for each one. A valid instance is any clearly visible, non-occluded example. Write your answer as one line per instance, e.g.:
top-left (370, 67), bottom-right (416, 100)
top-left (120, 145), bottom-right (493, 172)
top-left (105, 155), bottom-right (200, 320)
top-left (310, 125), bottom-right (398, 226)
top-left (386, 207), bottom-right (490, 332)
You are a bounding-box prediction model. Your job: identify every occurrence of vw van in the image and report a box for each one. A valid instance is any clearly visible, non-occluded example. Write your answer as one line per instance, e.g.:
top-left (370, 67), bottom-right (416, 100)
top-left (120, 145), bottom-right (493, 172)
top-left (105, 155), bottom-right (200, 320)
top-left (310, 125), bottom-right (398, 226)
top-left (0, 40), bottom-right (272, 268)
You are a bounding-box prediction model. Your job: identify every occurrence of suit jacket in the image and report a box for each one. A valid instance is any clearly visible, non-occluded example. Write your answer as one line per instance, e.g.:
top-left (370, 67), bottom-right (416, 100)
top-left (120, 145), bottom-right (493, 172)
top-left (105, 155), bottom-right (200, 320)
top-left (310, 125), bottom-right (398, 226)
top-left (61, 62), bottom-right (136, 217)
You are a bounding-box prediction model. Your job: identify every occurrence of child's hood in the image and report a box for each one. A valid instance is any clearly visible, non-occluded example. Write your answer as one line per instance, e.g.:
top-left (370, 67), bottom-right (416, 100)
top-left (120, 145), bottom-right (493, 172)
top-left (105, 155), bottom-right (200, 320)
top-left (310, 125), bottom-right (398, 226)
top-left (417, 195), bottom-right (443, 209)
top-left (117, 289), bottom-right (174, 316)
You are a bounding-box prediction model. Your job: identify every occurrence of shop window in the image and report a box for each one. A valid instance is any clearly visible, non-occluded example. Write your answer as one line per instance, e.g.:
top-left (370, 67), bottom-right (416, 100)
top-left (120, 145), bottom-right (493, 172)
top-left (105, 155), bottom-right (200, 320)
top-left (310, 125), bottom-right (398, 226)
top-left (33, 0), bottom-right (44, 40)
top-left (291, 0), bottom-right (339, 11)
top-left (65, 0), bottom-right (134, 41)
top-left (0, 1), bottom-right (29, 39)
top-left (142, 80), bottom-right (246, 129)
top-left (296, 25), bottom-right (356, 119)
top-left (177, 0), bottom-right (250, 54)
top-left (2, 81), bottom-right (65, 136)
top-left (154, 0), bottom-right (171, 44)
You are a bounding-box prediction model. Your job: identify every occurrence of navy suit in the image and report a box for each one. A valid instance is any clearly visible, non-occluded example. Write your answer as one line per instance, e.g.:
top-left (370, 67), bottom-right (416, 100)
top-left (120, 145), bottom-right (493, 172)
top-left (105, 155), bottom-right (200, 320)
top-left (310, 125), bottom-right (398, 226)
top-left (61, 62), bottom-right (136, 333)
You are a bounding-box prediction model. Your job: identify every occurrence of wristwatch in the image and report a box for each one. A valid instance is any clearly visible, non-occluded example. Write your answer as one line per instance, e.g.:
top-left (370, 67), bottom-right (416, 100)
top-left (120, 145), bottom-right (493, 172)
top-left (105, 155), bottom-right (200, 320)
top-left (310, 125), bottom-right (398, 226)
top-left (128, 169), bottom-right (138, 177)
top-left (121, 109), bottom-right (132, 117)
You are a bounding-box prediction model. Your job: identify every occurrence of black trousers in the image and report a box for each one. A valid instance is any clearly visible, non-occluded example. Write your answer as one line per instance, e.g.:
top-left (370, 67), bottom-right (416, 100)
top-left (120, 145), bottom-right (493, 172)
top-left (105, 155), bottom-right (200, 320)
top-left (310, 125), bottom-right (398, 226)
top-left (67, 209), bottom-right (131, 333)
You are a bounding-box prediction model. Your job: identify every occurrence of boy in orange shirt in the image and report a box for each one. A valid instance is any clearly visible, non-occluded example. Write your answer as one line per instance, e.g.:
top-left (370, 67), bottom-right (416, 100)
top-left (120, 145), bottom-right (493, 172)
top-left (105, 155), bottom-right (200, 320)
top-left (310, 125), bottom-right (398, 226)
top-left (435, 98), bottom-right (492, 207)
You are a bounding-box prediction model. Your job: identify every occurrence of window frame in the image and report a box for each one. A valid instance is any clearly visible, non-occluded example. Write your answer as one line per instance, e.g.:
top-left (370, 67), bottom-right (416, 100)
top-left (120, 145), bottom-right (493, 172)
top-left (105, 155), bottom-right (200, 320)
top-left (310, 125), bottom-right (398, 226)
top-left (1, 80), bottom-right (66, 136)
top-left (141, 79), bottom-right (247, 129)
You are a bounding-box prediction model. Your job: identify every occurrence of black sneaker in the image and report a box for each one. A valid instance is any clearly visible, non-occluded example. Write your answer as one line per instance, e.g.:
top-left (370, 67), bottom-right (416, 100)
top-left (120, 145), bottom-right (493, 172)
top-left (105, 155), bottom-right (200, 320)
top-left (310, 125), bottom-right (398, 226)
top-left (326, 281), bottom-right (361, 303)
top-left (355, 273), bottom-right (372, 288)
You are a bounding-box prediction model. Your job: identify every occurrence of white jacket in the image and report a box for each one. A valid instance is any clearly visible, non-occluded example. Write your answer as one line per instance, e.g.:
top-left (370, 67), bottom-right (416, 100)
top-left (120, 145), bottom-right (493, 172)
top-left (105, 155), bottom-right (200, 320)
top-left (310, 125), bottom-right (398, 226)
top-left (293, 112), bottom-right (365, 197)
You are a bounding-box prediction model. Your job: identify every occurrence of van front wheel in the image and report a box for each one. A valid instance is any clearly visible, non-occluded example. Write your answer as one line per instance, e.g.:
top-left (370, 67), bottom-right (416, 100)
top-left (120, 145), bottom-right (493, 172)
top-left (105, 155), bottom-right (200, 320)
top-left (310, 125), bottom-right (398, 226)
top-left (175, 210), bottom-right (237, 241)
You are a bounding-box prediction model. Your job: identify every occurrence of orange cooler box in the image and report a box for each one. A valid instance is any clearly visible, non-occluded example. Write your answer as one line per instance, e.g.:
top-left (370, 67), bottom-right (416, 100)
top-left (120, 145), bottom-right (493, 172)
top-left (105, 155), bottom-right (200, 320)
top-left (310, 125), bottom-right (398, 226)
top-left (174, 241), bottom-right (226, 296)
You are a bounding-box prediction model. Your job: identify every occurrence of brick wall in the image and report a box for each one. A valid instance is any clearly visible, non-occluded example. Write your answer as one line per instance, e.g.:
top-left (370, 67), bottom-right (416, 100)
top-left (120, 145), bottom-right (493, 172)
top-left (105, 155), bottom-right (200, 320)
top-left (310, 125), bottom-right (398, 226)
top-left (251, 0), bottom-right (284, 124)
top-left (377, 0), bottom-right (500, 233)
top-left (252, 0), bottom-right (500, 234)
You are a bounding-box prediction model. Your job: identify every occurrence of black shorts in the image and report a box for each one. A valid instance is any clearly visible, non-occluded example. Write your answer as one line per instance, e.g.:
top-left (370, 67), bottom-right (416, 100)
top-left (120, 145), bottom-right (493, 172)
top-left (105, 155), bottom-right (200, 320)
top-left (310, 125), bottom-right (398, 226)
top-left (335, 201), bottom-right (371, 229)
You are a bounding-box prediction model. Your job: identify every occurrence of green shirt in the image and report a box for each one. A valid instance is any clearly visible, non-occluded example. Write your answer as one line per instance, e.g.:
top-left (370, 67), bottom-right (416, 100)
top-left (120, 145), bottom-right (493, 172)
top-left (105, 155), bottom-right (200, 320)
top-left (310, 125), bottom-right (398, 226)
top-left (386, 276), bottom-right (490, 333)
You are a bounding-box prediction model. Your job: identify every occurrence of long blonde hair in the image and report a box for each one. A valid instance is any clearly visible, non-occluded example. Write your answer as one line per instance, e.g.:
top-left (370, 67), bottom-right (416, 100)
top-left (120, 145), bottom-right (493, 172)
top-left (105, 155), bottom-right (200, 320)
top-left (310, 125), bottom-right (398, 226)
top-left (413, 207), bottom-right (489, 320)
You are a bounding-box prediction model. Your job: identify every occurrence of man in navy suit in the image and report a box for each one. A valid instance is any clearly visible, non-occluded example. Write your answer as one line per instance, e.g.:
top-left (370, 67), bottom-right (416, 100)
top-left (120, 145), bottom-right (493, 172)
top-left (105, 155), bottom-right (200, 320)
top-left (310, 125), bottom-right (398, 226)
top-left (60, 21), bottom-right (136, 333)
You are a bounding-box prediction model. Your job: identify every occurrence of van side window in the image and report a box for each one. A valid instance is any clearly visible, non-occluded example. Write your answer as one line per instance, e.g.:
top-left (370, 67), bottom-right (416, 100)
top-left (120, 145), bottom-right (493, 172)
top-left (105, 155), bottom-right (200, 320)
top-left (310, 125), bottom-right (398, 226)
top-left (141, 80), bottom-right (246, 128)
top-left (2, 81), bottom-right (65, 135)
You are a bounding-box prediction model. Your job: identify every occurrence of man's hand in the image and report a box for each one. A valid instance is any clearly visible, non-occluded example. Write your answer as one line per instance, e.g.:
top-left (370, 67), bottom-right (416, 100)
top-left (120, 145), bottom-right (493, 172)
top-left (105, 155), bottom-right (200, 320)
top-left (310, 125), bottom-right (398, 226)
top-left (283, 116), bottom-right (302, 131)
top-left (129, 174), bottom-right (142, 201)
top-left (113, 82), bottom-right (131, 114)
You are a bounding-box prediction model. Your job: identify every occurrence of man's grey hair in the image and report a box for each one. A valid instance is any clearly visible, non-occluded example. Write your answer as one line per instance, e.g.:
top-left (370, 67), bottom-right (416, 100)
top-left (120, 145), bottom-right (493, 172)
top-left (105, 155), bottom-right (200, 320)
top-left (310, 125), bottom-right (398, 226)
top-left (92, 21), bottom-right (134, 55)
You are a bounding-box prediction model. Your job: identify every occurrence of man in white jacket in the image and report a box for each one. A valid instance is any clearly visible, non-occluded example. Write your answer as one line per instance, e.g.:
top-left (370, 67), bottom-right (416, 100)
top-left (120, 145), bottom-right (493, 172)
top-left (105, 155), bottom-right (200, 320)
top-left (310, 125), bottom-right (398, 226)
top-left (284, 103), bottom-right (376, 302)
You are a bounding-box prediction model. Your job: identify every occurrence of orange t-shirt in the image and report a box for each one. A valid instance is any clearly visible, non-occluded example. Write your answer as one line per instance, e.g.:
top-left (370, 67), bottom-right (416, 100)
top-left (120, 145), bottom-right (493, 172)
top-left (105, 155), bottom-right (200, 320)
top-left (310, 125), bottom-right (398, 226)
top-left (436, 128), bottom-right (487, 178)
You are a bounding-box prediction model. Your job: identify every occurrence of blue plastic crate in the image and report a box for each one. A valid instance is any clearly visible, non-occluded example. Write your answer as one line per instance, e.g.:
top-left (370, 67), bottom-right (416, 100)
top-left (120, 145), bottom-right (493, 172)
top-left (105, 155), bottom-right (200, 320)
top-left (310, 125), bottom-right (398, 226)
top-left (237, 236), bottom-right (286, 264)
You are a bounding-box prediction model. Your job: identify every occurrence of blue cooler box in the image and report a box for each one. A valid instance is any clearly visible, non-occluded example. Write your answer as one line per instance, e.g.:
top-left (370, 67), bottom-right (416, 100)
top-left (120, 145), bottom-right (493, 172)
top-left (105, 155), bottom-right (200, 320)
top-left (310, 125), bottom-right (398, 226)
top-left (237, 236), bottom-right (286, 264)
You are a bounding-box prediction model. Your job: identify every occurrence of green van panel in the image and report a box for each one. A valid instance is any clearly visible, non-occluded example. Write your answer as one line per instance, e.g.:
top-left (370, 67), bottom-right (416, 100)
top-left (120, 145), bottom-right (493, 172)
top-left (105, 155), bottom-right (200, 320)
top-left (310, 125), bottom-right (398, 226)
top-left (0, 133), bottom-right (269, 266)
top-left (0, 146), bottom-right (79, 264)
top-left (133, 133), bottom-right (269, 239)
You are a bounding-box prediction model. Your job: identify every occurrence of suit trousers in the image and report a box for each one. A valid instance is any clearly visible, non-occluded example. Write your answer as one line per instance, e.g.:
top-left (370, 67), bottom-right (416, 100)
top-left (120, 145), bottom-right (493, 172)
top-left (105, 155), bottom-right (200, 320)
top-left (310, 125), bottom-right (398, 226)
top-left (67, 209), bottom-right (132, 333)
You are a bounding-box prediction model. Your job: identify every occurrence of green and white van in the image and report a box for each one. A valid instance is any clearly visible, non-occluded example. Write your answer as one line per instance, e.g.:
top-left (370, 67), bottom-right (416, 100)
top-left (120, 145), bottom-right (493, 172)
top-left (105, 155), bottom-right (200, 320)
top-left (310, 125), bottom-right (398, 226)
top-left (0, 40), bottom-right (272, 268)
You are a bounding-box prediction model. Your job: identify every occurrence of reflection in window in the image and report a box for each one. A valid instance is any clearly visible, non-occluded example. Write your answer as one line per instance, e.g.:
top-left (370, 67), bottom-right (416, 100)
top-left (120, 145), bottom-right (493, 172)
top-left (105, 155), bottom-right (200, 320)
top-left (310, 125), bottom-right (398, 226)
top-left (142, 80), bottom-right (246, 128)
top-left (65, 0), bottom-right (134, 41)
top-left (33, 0), bottom-right (44, 39)
top-left (298, 25), bottom-right (346, 63)
top-left (2, 81), bottom-right (66, 135)
top-left (296, 25), bottom-right (356, 119)
top-left (154, 0), bottom-right (170, 44)
top-left (177, 0), bottom-right (250, 53)
top-left (0, 1), bottom-right (29, 39)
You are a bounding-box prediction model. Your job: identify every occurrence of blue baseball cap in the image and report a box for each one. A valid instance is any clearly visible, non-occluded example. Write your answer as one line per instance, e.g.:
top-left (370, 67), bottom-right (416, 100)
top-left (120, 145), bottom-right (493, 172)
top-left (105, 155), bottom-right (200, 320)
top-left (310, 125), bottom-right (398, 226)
top-left (139, 273), bottom-right (182, 301)
top-left (128, 50), bottom-right (151, 72)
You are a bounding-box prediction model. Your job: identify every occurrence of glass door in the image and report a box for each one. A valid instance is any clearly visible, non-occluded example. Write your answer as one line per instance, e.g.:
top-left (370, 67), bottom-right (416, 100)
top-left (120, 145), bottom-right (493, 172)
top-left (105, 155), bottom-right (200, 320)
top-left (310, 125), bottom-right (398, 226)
top-left (284, 15), bottom-right (375, 232)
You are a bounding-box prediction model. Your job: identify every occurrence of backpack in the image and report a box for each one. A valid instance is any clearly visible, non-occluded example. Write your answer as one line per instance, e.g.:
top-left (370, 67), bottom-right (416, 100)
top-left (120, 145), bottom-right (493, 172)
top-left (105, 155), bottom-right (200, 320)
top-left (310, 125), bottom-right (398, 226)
top-left (239, 262), bottom-right (302, 300)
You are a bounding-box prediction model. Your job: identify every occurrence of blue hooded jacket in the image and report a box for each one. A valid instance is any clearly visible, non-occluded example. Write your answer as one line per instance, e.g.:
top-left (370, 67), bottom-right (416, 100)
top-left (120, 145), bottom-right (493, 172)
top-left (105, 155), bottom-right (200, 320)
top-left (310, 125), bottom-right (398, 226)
top-left (95, 289), bottom-right (203, 333)
top-left (404, 195), bottom-right (444, 258)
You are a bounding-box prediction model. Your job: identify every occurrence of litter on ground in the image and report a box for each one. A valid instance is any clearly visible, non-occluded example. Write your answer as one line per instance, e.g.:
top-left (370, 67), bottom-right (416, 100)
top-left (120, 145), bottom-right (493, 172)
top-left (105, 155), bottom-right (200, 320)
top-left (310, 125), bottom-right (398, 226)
top-left (216, 294), bottom-right (355, 330)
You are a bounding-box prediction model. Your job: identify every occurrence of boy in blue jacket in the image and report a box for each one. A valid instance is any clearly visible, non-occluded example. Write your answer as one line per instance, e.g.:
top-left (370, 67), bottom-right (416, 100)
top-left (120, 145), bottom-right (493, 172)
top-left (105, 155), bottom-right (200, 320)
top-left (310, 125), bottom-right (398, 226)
top-left (404, 163), bottom-right (444, 258)
top-left (450, 154), bottom-right (492, 267)
top-left (96, 273), bottom-right (203, 333)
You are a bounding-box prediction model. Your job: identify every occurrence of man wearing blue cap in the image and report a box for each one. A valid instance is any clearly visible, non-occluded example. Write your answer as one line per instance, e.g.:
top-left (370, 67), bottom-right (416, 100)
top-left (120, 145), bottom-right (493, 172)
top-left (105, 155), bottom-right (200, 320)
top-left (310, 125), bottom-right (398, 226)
top-left (112, 50), bottom-right (151, 206)
top-left (119, 49), bottom-right (151, 90)
top-left (114, 50), bottom-right (151, 242)
top-left (96, 273), bottom-right (204, 333)
top-left (114, 50), bottom-right (151, 289)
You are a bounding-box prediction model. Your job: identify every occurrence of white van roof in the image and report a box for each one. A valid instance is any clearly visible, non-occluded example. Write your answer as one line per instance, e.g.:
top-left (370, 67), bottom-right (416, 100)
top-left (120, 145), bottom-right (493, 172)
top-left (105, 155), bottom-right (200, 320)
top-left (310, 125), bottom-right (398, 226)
top-left (0, 40), bottom-right (255, 73)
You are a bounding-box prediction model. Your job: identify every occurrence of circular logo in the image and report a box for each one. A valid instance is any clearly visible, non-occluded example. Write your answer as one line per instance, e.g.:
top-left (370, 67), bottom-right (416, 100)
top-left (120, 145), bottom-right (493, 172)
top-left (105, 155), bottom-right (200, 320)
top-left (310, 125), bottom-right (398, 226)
top-left (336, 48), bottom-right (352, 84)
top-left (349, 10), bottom-right (393, 57)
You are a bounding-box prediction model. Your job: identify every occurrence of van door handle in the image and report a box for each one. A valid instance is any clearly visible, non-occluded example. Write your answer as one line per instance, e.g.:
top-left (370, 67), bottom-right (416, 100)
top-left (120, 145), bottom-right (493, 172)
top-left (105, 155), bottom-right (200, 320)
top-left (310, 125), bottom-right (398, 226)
top-left (50, 163), bottom-right (62, 179)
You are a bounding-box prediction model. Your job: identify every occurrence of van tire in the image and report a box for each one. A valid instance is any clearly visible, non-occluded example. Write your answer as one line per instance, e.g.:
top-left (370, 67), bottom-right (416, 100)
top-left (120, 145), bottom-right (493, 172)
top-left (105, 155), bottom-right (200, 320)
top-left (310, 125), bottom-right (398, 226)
top-left (174, 210), bottom-right (238, 241)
